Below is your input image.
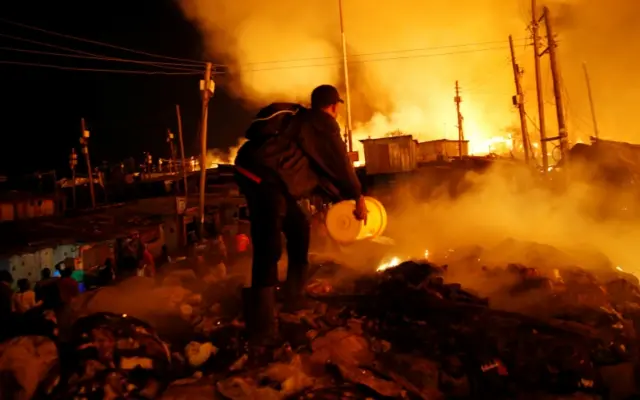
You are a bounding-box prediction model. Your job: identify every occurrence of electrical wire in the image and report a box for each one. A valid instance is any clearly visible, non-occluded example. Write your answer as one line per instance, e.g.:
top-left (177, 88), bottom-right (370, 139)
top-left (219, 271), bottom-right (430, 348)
top-left (0, 17), bottom-right (206, 66)
top-left (0, 45), bottom-right (203, 72)
top-left (0, 43), bottom-right (520, 76)
top-left (241, 45), bottom-right (515, 73)
top-left (0, 60), bottom-right (202, 75)
top-left (244, 38), bottom-right (529, 66)
top-left (0, 17), bottom-right (529, 69)
top-left (0, 17), bottom-right (532, 75)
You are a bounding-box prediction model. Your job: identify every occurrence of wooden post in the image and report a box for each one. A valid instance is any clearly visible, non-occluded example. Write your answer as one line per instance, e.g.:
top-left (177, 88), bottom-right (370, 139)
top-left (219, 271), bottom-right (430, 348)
top-left (69, 148), bottom-right (78, 209)
top-left (176, 104), bottom-right (189, 195)
top-left (543, 6), bottom-right (568, 159)
top-left (454, 81), bottom-right (464, 158)
top-left (80, 118), bottom-right (96, 209)
top-left (338, 0), bottom-right (353, 152)
top-left (198, 62), bottom-right (214, 239)
top-left (509, 35), bottom-right (531, 163)
top-left (582, 62), bottom-right (599, 141)
top-left (532, 0), bottom-right (549, 170)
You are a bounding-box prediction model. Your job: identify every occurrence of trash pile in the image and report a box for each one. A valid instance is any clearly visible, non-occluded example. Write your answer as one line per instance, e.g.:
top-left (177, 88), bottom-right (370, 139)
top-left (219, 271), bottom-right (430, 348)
top-left (1, 243), bottom-right (640, 399)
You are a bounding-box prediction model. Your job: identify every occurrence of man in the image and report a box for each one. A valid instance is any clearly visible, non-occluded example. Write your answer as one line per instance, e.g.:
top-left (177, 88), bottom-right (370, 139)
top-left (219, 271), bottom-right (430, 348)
top-left (35, 268), bottom-right (61, 310)
top-left (56, 267), bottom-right (79, 306)
top-left (235, 84), bottom-right (367, 339)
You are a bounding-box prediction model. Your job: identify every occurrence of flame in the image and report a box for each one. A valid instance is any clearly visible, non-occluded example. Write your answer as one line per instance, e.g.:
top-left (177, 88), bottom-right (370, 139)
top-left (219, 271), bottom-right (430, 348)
top-left (341, 107), bottom-right (515, 166)
top-left (377, 256), bottom-right (401, 272)
top-left (206, 138), bottom-right (247, 168)
top-left (424, 249), bottom-right (430, 260)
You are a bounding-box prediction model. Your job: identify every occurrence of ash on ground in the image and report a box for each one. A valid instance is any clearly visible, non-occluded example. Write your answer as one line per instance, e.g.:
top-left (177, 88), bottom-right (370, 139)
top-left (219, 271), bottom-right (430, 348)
top-left (2, 240), bottom-right (640, 399)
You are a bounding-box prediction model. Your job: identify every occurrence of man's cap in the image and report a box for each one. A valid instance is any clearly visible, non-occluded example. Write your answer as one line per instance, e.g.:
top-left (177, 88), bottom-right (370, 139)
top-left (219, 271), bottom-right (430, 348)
top-left (311, 85), bottom-right (344, 109)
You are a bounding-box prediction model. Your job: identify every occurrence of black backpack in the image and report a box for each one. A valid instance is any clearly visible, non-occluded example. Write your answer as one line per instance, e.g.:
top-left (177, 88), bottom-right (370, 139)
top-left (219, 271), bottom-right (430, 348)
top-left (236, 103), bottom-right (321, 198)
top-left (245, 103), bottom-right (303, 141)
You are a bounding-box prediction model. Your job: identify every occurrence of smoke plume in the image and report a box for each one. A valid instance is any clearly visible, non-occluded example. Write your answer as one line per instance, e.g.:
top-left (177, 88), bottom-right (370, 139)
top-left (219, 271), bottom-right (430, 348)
top-left (178, 0), bottom-right (640, 162)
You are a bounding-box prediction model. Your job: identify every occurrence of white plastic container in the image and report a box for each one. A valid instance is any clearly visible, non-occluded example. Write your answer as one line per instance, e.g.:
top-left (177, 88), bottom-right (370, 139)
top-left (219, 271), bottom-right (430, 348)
top-left (325, 196), bottom-right (388, 244)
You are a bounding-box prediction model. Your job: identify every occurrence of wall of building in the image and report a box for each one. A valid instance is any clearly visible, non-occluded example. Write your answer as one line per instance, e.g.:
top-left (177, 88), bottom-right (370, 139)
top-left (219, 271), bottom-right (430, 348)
top-left (417, 140), bottom-right (469, 163)
top-left (0, 198), bottom-right (56, 222)
top-left (362, 136), bottom-right (418, 175)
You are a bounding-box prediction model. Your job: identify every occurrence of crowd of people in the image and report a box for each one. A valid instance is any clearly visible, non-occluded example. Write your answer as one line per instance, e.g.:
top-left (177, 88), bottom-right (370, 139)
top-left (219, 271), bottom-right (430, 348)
top-left (0, 265), bottom-right (81, 341)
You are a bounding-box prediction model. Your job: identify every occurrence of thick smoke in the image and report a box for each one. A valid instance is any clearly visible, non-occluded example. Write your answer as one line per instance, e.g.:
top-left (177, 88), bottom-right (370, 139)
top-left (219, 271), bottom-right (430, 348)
top-left (178, 0), bottom-right (640, 280)
top-left (178, 0), bottom-right (639, 159)
top-left (385, 160), bottom-right (640, 277)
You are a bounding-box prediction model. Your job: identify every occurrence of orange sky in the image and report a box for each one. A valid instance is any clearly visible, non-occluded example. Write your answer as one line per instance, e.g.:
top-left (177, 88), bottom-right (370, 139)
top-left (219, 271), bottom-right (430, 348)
top-left (179, 0), bottom-right (640, 160)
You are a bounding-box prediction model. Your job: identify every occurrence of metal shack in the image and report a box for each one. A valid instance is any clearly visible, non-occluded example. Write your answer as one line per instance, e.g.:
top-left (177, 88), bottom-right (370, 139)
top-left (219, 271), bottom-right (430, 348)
top-left (361, 135), bottom-right (417, 175)
top-left (416, 139), bottom-right (469, 163)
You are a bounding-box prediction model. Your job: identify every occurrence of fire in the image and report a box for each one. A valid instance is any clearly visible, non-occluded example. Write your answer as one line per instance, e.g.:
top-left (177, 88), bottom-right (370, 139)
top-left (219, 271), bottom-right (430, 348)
top-left (377, 249), bottom-right (429, 272)
top-left (377, 257), bottom-right (401, 272)
top-left (343, 105), bottom-right (515, 166)
top-left (205, 139), bottom-right (248, 168)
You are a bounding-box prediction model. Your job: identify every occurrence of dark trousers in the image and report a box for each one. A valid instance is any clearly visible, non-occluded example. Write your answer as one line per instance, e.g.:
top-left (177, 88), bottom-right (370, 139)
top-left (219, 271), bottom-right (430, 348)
top-left (238, 176), bottom-right (310, 289)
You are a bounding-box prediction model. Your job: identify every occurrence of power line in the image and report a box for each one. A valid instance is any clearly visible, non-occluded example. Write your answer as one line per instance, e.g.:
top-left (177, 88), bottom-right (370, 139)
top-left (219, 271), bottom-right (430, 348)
top-left (0, 44), bottom-right (517, 76)
top-left (0, 32), bottom-right (203, 73)
top-left (244, 38), bottom-right (529, 66)
top-left (0, 22), bottom-right (529, 74)
top-left (242, 45), bottom-right (517, 73)
top-left (0, 45), bottom-right (203, 72)
top-left (0, 60), bottom-right (202, 75)
top-left (0, 17), bottom-right (206, 66)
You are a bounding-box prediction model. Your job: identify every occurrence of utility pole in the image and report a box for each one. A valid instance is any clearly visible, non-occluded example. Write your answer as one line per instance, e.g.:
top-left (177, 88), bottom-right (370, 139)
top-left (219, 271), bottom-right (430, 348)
top-left (338, 0), bottom-right (353, 152)
top-left (176, 104), bottom-right (189, 195)
top-left (543, 6), bottom-right (568, 159)
top-left (79, 118), bottom-right (96, 209)
top-left (69, 148), bottom-right (78, 209)
top-left (532, 0), bottom-right (549, 170)
top-left (167, 129), bottom-right (177, 173)
top-left (198, 62), bottom-right (214, 239)
top-left (582, 62), bottom-right (599, 141)
top-left (509, 35), bottom-right (530, 163)
top-left (454, 81), bottom-right (464, 158)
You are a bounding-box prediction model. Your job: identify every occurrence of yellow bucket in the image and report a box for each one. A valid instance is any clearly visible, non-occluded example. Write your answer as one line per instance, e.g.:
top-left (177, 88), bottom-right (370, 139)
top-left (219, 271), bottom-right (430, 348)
top-left (325, 196), bottom-right (388, 244)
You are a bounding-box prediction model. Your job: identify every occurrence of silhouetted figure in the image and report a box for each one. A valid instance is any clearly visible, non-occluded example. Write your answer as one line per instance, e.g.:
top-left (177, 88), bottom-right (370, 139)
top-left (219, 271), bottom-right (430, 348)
top-left (57, 267), bottom-right (79, 307)
top-left (12, 279), bottom-right (40, 314)
top-left (35, 268), bottom-right (61, 310)
top-left (0, 270), bottom-right (14, 340)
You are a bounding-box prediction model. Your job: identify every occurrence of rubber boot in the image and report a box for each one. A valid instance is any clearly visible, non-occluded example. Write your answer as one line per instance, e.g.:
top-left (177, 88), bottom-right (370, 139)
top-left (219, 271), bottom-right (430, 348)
top-left (281, 265), bottom-right (314, 313)
top-left (242, 286), bottom-right (277, 342)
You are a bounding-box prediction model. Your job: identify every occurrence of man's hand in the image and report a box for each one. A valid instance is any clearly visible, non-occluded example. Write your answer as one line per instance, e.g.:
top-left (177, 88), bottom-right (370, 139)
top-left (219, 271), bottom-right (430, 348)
top-left (354, 196), bottom-right (368, 224)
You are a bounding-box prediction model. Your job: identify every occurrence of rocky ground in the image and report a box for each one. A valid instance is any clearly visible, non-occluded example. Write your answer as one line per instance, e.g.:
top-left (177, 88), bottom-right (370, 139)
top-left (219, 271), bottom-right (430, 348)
top-left (2, 240), bottom-right (640, 399)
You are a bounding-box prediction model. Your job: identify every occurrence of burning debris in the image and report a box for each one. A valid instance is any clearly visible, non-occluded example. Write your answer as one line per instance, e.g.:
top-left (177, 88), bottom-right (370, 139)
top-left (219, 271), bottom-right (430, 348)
top-left (2, 242), bottom-right (640, 399)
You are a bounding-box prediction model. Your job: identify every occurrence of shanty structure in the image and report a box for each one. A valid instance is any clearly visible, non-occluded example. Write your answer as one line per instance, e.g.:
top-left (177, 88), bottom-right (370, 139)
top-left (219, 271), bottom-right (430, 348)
top-left (360, 136), bottom-right (417, 175)
top-left (417, 139), bottom-right (469, 163)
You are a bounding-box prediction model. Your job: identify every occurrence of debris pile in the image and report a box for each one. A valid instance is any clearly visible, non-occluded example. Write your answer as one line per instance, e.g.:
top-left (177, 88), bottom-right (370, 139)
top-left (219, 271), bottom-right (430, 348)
top-left (2, 244), bottom-right (640, 399)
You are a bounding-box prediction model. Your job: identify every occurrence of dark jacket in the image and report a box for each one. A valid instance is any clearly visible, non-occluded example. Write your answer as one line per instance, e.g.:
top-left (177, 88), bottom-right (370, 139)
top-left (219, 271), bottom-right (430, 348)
top-left (236, 103), bottom-right (361, 201)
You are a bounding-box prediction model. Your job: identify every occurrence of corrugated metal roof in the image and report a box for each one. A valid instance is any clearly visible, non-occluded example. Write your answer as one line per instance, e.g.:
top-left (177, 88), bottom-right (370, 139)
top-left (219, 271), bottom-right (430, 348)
top-left (0, 205), bottom-right (163, 257)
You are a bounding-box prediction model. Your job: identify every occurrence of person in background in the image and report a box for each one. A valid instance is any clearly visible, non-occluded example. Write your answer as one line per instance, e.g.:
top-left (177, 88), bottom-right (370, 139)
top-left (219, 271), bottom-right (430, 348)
top-left (141, 244), bottom-right (156, 278)
top-left (0, 270), bottom-right (13, 317)
top-left (98, 258), bottom-right (115, 286)
top-left (57, 267), bottom-right (79, 306)
top-left (12, 279), bottom-right (41, 313)
top-left (35, 268), bottom-right (61, 310)
top-left (159, 245), bottom-right (171, 267)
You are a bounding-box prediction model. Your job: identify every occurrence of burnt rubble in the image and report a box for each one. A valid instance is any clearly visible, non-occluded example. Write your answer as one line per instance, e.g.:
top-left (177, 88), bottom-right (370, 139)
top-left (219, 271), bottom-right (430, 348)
top-left (1, 251), bottom-right (640, 399)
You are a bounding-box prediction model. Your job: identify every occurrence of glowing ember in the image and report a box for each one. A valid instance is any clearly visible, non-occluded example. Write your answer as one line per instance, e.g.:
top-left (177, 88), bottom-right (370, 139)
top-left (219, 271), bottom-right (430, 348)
top-left (616, 266), bottom-right (624, 272)
top-left (377, 257), bottom-right (401, 272)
